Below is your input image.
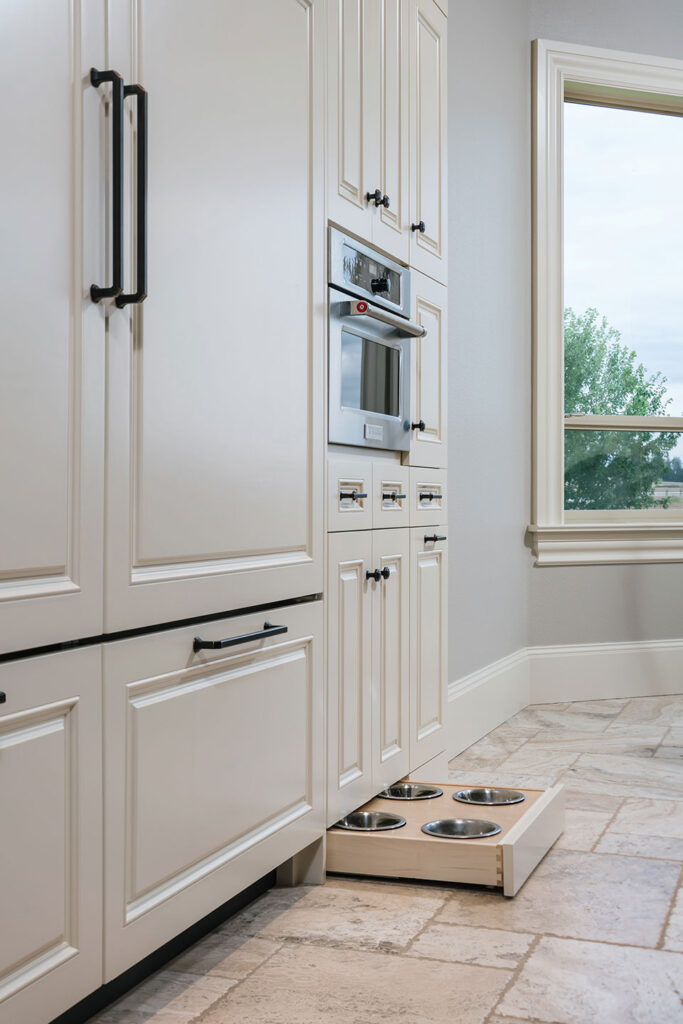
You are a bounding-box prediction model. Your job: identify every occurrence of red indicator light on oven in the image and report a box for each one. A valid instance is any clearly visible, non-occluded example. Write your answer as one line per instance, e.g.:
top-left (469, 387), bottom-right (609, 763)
top-left (356, 301), bottom-right (368, 313)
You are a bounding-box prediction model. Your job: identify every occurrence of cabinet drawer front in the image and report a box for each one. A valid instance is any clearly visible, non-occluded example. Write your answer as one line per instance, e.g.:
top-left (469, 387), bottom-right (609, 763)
top-left (372, 464), bottom-right (410, 528)
top-left (328, 459), bottom-right (373, 531)
top-left (0, 647), bottom-right (102, 1024)
top-left (409, 468), bottom-right (447, 525)
top-left (104, 602), bottom-right (323, 979)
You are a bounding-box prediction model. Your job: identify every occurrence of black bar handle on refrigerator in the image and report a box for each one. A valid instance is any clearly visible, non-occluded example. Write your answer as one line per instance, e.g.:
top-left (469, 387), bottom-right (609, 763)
top-left (90, 68), bottom-right (124, 302)
top-left (193, 622), bottom-right (287, 653)
top-left (116, 84), bottom-right (148, 307)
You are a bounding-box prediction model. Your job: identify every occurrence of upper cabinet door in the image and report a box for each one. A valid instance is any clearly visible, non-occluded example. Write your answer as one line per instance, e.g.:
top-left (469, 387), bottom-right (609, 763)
top-left (328, 0), bottom-right (409, 264)
top-left (106, 0), bottom-right (325, 632)
top-left (409, 0), bottom-right (447, 284)
top-left (0, 3), bottom-right (106, 654)
top-left (405, 269), bottom-right (447, 468)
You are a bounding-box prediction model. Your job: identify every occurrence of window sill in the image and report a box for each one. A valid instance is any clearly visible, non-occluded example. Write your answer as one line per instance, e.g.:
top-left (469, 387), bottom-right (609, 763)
top-left (527, 522), bottom-right (683, 566)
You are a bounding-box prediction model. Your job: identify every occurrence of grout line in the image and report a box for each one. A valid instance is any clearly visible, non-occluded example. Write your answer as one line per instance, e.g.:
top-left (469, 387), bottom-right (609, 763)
top-left (656, 863), bottom-right (683, 951)
top-left (484, 932), bottom-right (543, 1023)
top-left (589, 796), bottom-right (625, 852)
top-left (190, 939), bottom-right (286, 1023)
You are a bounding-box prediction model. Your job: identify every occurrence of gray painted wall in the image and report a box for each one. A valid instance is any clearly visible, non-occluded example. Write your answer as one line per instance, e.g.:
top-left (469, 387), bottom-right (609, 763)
top-left (448, 0), bottom-right (683, 680)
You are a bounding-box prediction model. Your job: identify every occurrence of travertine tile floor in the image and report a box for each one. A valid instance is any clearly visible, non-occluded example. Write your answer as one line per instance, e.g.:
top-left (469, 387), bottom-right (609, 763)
top-left (90, 695), bottom-right (683, 1024)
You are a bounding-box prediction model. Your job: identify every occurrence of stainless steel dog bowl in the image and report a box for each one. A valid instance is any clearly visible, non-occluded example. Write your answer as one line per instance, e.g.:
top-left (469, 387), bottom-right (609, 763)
top-left (453, 787), bottom-right (525, 806)
top-left (421, 818), bottom-right (502, 839)
top-left (335, 810), bottom-right (406, 832)
top-left (379, 783), bottom-right (443, 801)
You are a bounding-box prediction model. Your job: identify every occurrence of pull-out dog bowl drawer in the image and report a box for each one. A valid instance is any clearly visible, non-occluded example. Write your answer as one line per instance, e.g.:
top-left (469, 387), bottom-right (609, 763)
top-left (327, 782), bottom-right (564, 897)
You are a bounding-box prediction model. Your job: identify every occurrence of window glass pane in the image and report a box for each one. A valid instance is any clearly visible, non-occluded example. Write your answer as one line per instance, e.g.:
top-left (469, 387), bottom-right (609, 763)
top-left (565, 429), bottom-right (681, 510)
top-left (563, 101), bottom-right (683, 470)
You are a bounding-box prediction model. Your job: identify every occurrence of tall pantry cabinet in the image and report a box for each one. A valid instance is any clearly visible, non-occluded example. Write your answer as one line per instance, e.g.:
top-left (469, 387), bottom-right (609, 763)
top-left (0, 2), bottom-right (326, 1023)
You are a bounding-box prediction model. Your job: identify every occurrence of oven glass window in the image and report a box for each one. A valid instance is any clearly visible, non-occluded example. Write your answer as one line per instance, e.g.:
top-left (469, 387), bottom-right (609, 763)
top-left (341, 331), bottom-right (400, 418)
top-left (342, 244), bottom-right (401, 304)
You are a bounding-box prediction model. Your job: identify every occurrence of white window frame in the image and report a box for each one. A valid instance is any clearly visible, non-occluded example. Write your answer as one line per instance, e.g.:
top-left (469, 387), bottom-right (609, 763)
top-left (531, 39), bottom-right (683, 566)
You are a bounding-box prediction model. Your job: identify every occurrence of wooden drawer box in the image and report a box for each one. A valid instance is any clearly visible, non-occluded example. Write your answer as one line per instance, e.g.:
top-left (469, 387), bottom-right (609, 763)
top-left (327, 782), bottom-right (564, 897)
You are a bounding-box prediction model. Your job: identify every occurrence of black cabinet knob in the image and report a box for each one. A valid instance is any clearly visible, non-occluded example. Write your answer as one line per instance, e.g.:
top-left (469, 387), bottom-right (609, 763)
top-left (371, 277), bottom-right (389, 293)
top-left (424, 534), bottom-right (447, 543)
top-left (411, 420), bottom-right (426, 432)
top-left (0, 692), bottom-right (6, 704)
top-left (366, 567), bottom-right (391, 582)
top-left (366, 189), bottom-right (383, 206)
top-left (411, 220), bottom-right (426, 232)
top-left (381, 193), bottom-right (390, 208)
top-left (380, 567), bottom-right (391, 579)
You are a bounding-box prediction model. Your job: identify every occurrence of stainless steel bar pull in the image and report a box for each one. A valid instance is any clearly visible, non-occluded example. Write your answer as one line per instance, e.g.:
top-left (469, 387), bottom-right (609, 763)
top-left (193, 621), bottom-right (287, 653)
top-left (90, 68), bottom-right (124, 301)
top-left (341, 300), bottom-right (426, 338)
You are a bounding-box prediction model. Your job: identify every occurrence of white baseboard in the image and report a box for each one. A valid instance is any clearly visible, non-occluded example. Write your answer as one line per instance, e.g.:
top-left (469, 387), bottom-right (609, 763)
top-left (447, 649), bottom-right (530, 757)
top-left (447, 638), bottom-right (683, 757)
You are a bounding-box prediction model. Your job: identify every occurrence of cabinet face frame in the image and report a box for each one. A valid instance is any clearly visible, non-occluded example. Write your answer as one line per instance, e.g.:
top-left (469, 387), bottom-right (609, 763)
top-left (105, 0), bottom-right (325, 633)
top-left (409, 0), bottom-right (447, 283)
top-left (0, 647), bottom-right (102, 1024)
top-left (327, 530), bottom-right (374, 825)
top-left (404, 271), bottom-right (447, 468)
top-left (0, 0), bottom-right (105, 654)
top-left (104, 602), bottom-right (324, 979)
top-left (409, 525), bottom-right (447, 768)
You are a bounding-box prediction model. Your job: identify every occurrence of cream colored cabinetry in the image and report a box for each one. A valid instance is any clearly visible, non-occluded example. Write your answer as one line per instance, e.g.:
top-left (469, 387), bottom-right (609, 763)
top-left (328, 0), bottom-right (409, 263)
top-left (105, 0), bottom-right (325, 633)
top-left (405, 271), bottom-right (448, 467)
top-left (327, 529), bottom-right (410, 824)
top-left (0, 1), bottom-right (106, 654)
top-left (0, 648), bottom-right (102, 1024)
top-left (103, 602), bottom-right (323, 979)
top-left (409, 0), bottom-right (448, 284)
top-left (410, 527), bottom-right (447, 768)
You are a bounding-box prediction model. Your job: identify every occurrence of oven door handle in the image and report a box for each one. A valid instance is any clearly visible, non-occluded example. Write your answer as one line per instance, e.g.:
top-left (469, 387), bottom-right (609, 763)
top-left (340, 300), bottom-right (427, 338)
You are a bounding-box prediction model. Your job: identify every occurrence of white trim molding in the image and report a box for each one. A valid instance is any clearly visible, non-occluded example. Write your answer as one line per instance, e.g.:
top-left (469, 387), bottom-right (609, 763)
top-left (447, 638), bottom-right (683, 757)
top-left (531, 39), bottom-right (683, 565)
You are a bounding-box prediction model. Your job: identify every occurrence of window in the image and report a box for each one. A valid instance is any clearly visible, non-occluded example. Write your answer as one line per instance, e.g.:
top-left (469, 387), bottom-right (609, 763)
top-left (531, 40), bottom-right (683, 564)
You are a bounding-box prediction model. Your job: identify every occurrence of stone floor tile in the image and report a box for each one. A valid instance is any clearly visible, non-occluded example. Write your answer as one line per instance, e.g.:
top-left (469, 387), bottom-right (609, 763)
top-left (527, 702), bottom-right (570, 711)
top-left (198, 944), bottom-right (511, 1024)
top-left (563, 698), bottom-right (629, 717)
top-left (449, 725), bottom-right (534, 770)
top-left (435, 849), bottom-right (678, 946)
top-left (564, 752), bottom-right (683, 799)
top-left (406, 922), bottom-right (534, 969)
top-left (555, 808), bottom-right (613, 851)
top-left (256, 877), bottom-right (445, 951)
top-left (610, 695), bottom-right (683, 729)
top-left (603, 796), bottom-right (683, 839)
top-left (562, 789), bottom-right (624, 813)
top-left (525, 728), bottom-right (665, 757)
top-left (497, 936), bottom-right (683, 1024)
top-left (597, 832), bottom-right (683, 860)
top-left (93, 970), bottom-right (236, 1023)
top-left (168, 934), bottom-right (281, 980)
top-left (655, 744), bottom-right (683, 760)
top-left (495, 745), bottom-right (580, 775)
top-left (507, 707), bottom-right (614, 734)
top-left (664, 887), bottom-right (683, 952)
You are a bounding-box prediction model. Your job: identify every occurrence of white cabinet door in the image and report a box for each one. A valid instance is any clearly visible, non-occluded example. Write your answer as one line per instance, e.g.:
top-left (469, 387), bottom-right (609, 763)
top-left (328, 0), bottom-right (409, 263)
top-left (409, 0), bottom-right (447, 283)
top-left (0, 647), bottom-right (102, 1024)
top-left (327, 531), bottom-right (374, 825)
top-left (405, 271), bottom-right (447, 468)
top-left (409, 526), bottom-right (447, 769)
top-left (106, 0), bottom-right (325, 632)
top-left (104, 602), bottom-right (323, 979)
top-left (371, 529), bottom-right (410, 789)
top-left (0, 2), bottom-right (106, 654)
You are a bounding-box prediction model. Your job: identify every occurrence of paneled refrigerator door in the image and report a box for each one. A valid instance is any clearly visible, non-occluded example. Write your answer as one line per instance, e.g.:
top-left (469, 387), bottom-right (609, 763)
top-left (0, 2), bottom-right (106, 653)
top-left (106, 0), bottom-right (325, 632)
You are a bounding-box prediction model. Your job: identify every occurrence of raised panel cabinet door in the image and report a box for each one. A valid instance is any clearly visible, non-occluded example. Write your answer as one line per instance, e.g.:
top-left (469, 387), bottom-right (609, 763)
top-left (0, 647), bottom-right (102, 1024)
top-left (106, 0), bottom-right (325, 632)
top-left (371, 528), bottom-right (410, 790)
top-left (104, 602), bottom-right (323, 979)
top-left (371, 0), bottom-right (410, 263)
top-left (405, 270), bottom-right (447, 468)
top-left (327, 0), bottom-right (376, 240)
top-left (409, 0), bottom-right (447, 284)
top-left (0, 2), bottom-right (106, 654)
top-left (409, 526), bottom-right (447, 769)
top-left (327, 531), bottom-right (374, 825)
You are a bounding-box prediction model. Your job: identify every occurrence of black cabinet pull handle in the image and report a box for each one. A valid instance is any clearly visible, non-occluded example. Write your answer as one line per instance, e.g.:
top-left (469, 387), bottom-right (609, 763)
top-left (383, 491), bottom-right (406, 502)
top-left (419, 491), bottom-right (443, 501)
top-left (193, 621), bottom-right (287, 653)
top-left (340, 490), bottom-right (367, 501)
top-left (116, 84), bottom-right (148, 307)
top-left (0, 692), bottom-right (6, 705)
top-left (425, 534), bottom-right (447, 543)
top-left (411, 420), bottom-right (426, 432)
top-left (90, 68), bottom-right (124, 302)
top-left (411, 220), bottom-right (426, 232)
top-left (366, 568), bottom-right (391, 582)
